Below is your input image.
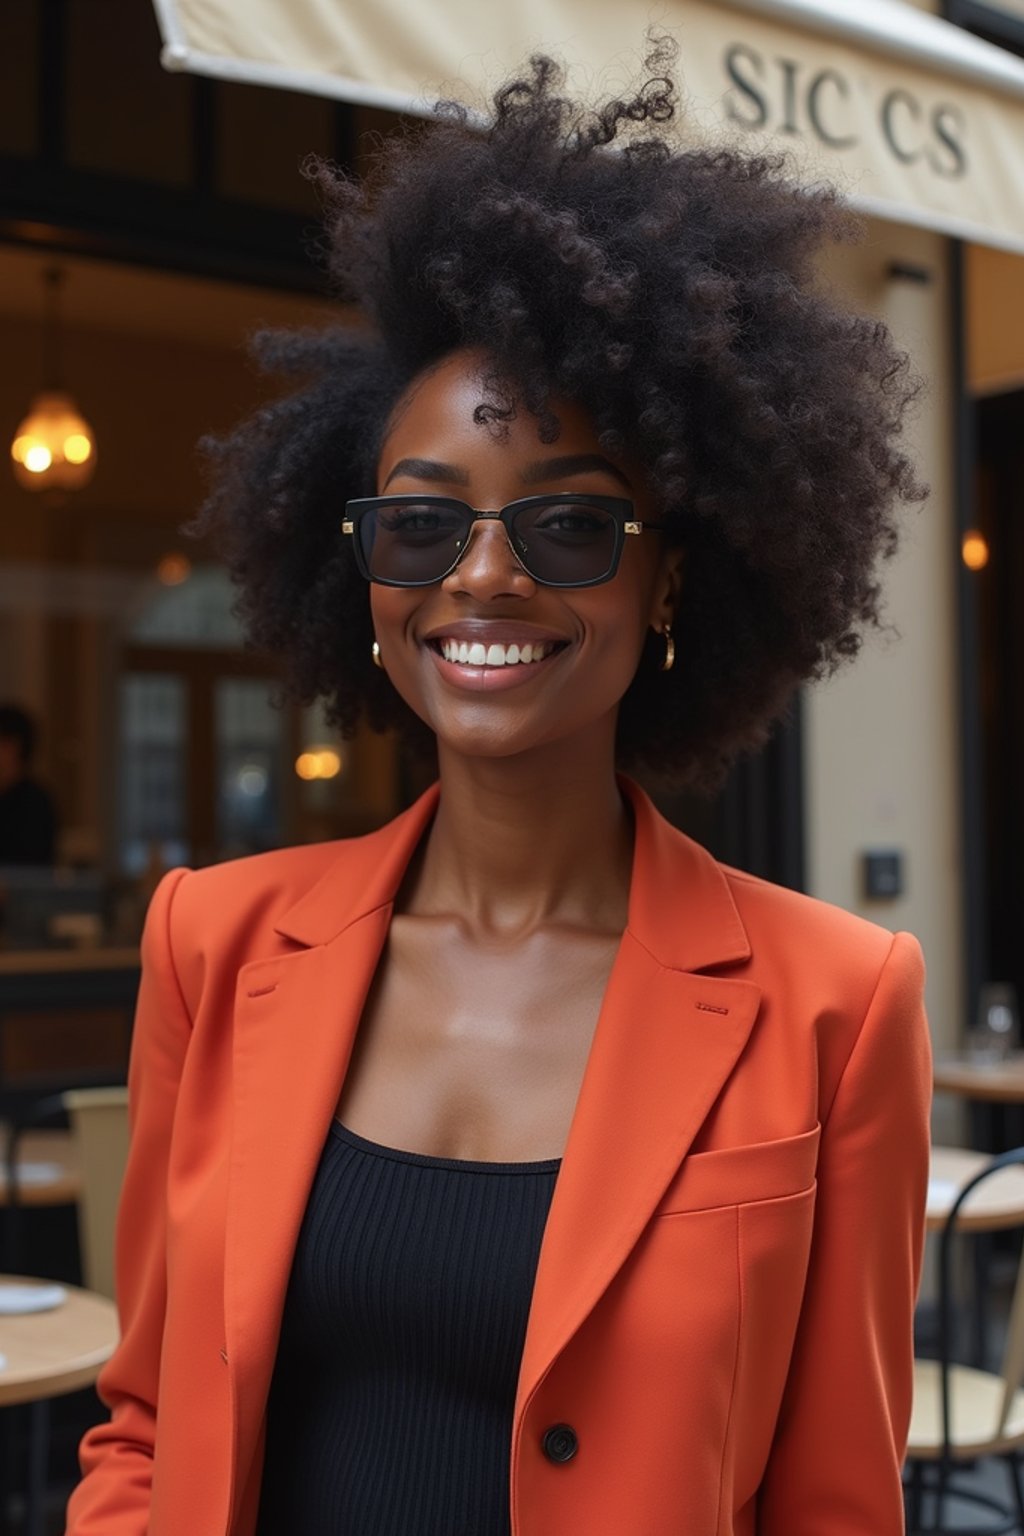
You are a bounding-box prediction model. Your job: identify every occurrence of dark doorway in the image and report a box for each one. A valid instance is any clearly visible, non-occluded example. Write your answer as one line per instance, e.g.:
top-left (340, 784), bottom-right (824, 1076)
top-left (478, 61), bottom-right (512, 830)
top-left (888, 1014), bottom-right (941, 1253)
top-left (640, 698), bottom-right (805, 893)
top-left (975, 389), bottom-right (1024, 1014)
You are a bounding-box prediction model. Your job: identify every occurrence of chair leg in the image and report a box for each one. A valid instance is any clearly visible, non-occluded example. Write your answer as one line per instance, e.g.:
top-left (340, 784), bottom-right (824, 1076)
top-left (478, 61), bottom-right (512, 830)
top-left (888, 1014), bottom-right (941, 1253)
top-left (1006, 1452), bottom-right (1024, 1532)
top-left (905, 1458), bottom-right (925, 1533)
top-left (973, 1235), bottom-right (992, 1366)
top-left (933, 1455), bottom-right (951, 1532)
top-left (25, 1399), bottom-right (49, 1536)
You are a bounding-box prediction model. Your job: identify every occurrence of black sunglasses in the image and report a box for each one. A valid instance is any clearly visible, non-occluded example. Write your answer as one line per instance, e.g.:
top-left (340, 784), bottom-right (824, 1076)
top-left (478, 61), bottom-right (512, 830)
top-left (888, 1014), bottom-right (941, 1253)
top-left (342, 494), bottom-right (666, 589)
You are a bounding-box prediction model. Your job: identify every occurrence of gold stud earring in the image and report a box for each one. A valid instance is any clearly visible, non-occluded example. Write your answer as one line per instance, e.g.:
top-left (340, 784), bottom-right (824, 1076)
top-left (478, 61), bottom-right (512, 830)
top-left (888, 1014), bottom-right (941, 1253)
top-left (659, 624), bottom-right (675, 673)
top-left (371, 641), bottom-right (384, 670)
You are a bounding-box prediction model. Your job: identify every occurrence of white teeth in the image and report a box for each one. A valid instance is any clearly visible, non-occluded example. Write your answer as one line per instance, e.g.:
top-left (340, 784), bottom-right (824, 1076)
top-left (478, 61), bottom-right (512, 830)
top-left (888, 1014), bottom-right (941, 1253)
top-left (436, 638), bottom-right (557, 667)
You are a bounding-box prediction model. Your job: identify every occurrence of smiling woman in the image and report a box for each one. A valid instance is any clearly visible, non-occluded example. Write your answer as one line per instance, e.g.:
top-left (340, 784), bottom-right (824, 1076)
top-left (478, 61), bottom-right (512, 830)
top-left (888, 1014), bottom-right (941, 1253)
top-left (66, 37), bottom-right (932, 1536)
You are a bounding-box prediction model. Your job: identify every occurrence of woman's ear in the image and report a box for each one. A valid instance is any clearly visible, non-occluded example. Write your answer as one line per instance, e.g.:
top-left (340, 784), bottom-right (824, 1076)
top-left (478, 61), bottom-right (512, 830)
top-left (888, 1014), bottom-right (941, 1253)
top-left (652, 544), bottom-right (685, 628)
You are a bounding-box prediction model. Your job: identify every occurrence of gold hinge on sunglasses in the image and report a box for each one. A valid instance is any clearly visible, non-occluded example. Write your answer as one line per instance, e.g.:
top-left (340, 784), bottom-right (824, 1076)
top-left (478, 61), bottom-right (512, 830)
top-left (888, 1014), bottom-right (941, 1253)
top-left (624, 521), bottom-right (642, 535)
top-left (342, 520), bottom-right (354, 534)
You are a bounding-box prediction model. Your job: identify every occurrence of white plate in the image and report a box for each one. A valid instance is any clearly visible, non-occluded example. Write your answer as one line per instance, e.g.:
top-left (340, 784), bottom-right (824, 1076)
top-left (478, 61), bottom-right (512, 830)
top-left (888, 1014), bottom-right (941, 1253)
top-left (8, 1162), bottom-right (63, 1187)
top-left (0, 1283), bottom-right (68, 1315)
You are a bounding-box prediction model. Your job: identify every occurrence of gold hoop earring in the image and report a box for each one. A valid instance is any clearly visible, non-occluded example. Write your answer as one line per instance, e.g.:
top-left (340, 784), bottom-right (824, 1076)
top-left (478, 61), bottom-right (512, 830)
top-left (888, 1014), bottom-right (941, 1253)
top-left (659, 624), bottom-right (675, 673)
top-left (371, 640), bottom-right (384, 670)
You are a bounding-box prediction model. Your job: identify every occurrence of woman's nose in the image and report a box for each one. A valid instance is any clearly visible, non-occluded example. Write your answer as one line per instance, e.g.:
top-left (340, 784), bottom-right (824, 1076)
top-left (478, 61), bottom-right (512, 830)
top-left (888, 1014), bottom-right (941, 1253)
top-left (442, 518), bottom-right (536, 598)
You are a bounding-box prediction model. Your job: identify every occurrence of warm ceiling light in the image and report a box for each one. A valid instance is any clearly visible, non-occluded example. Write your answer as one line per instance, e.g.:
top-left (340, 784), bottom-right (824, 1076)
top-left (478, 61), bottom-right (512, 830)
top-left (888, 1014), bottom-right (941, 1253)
top-left (24, 444), bottom-right (53, 473)
top-left (11, 390), bottom-right (96, 491)
top-left (10, 268), bottom-right (97, 493)
top-left (962, 529), bottom-right (990, 571)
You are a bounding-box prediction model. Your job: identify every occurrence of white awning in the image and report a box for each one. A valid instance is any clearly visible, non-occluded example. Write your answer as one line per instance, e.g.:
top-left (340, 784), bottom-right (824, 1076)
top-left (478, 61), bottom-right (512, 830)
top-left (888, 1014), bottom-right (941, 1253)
top-left (152, 0), bottom-right (1024, 254)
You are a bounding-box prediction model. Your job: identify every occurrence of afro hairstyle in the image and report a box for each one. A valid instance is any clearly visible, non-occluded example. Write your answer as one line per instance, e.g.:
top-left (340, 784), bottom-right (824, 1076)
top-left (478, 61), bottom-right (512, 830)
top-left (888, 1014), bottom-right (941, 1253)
top-left (189, 37), bottom-right (926, 791)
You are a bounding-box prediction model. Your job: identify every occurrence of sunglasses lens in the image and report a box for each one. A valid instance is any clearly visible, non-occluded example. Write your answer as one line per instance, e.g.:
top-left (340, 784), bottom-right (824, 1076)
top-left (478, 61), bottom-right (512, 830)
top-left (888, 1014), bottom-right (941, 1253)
top-left (509, 501), bottom-right (619, 585)
top-left (360, 501), bottom-right (468, 584)
top-left (354, 498), bottom-right (623, 586)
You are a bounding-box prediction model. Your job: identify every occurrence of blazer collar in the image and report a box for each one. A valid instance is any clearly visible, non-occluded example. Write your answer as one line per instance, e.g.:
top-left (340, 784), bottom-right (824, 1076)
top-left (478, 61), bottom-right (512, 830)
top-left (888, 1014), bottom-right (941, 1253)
top-left (272, 773), bottom-right (751, 974)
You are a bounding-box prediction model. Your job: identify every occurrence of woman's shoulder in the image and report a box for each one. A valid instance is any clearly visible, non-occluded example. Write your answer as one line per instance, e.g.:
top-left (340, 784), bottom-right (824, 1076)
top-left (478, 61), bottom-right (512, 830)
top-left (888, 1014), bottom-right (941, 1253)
top-left (714, 856), bottom-right (923, 987)
top-left (144, 822), bottom-right (397, 977)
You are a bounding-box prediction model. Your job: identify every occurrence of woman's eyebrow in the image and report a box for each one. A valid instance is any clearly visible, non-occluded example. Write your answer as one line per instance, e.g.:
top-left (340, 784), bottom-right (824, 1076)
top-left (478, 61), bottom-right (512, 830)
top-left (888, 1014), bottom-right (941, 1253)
top-left (383, 457), bottom-right (470, 488)
top-left (521, 453), bottom-right (632, 489)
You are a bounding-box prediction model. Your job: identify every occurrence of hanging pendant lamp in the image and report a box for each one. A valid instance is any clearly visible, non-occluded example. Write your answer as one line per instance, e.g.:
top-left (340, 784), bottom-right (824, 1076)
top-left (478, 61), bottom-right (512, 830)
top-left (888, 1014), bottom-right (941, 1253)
top-left (11, 267), bottom-right (97, 493)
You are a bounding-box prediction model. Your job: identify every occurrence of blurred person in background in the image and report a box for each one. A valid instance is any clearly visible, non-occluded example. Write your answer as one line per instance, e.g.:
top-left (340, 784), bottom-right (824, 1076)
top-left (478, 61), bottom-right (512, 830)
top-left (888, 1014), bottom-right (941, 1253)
top-left (0, 703), bottom-right (58, 866)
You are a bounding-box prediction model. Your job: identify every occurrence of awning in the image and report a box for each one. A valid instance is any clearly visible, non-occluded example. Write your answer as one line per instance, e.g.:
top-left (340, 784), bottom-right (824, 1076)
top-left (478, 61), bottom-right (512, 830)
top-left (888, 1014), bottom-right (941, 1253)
top-left (151, 0), bottom-right (1024, 254)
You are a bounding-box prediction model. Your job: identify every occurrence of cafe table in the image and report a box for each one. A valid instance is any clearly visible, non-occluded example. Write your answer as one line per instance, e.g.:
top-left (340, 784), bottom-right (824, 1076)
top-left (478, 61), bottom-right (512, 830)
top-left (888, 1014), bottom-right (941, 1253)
top-left (0, 1275), bottom-right (118, 1536)
top-left (926, 1145), bottom-right (1024, 1370)
top-left (928, 1145), bottom-right (1024, 1231)
top-left (933, 1052), bottom-right (1024, 1103)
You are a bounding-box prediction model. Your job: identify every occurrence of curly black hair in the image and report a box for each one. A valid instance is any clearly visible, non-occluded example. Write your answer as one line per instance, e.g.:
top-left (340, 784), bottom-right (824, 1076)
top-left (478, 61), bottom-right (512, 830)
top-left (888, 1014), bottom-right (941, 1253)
top-left (189, 38), bottom-right (926, 791)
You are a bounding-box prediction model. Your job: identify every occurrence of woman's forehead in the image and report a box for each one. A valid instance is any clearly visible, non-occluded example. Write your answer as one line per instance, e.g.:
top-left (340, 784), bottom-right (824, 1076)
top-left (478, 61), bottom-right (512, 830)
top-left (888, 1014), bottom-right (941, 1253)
top-left (378, 349), bottom-right (606, 482)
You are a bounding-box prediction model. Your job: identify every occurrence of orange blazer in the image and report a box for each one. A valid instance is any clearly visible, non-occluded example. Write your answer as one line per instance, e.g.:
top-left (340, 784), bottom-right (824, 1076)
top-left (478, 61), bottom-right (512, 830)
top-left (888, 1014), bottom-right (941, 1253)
top-left (65, 775), bottom-right (932, 1536)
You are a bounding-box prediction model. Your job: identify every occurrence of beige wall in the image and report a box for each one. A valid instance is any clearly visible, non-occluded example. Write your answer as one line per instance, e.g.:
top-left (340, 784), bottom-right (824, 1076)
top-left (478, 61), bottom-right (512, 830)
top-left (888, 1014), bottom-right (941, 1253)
top-left (966, 242), bottom-right (1024, 393)
top-left (807, 220), bottom-right (963, 1134)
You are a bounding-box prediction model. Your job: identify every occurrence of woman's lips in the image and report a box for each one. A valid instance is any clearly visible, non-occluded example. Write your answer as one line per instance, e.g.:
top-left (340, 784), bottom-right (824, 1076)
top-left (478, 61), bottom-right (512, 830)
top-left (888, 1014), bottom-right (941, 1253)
top-left (424, 640), bottom-right (567, 692)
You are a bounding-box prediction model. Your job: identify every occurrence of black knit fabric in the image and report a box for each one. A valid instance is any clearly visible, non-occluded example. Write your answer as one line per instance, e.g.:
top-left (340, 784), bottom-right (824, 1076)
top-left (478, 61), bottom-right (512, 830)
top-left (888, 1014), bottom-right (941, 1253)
top-left (255, 1118), bottom-right (561, 1536)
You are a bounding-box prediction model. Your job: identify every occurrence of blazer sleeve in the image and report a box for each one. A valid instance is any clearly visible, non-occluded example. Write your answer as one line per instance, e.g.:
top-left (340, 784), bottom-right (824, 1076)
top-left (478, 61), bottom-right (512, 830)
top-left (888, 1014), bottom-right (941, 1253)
top-left (64, 866), bottom-right (193, 1536)
top-left (756, 929), bottom-right (932, 1535)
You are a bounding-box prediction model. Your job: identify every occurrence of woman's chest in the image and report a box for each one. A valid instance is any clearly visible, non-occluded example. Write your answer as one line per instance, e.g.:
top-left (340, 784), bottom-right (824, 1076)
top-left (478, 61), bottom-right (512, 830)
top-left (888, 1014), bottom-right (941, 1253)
top-left (334, 918), bottom-right (623, 1162)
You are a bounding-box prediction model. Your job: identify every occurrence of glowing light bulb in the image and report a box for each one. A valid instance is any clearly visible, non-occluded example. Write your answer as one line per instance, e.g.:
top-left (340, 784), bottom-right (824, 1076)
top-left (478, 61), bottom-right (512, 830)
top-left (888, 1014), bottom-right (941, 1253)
top-left (962, 530), bottom-right (990, 571)
top-left (10, 391), bottom-right (96, 491)
top-left (295, 746), bottom-right (343, 781)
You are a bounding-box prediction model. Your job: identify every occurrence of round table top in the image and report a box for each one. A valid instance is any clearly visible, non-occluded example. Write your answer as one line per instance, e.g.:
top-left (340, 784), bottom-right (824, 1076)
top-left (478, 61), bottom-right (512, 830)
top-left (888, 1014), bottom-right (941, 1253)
top-left (927, 1146), bottom-right (1024, 1232)
top-left (0, 1274), bottom-right (118, 1407)
top-left (933, 1053), bottom-right (1024, 1102)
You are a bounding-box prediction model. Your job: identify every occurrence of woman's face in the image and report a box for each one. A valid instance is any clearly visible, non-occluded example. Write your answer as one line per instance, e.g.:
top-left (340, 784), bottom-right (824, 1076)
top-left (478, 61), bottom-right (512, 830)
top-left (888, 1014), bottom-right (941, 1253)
top-left (368, 348), bottom-right (684, 763)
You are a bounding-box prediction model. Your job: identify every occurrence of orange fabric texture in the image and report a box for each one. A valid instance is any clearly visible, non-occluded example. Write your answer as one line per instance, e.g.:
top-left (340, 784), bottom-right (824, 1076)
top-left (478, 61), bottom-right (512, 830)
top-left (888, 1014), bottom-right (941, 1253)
top-left (64, 776), bottom-right (932, 1535)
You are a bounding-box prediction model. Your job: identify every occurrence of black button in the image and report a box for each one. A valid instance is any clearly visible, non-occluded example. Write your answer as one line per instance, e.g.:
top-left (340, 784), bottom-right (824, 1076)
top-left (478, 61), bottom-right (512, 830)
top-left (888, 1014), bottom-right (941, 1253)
top-left (541, 1423), bottom-right (578, 1463)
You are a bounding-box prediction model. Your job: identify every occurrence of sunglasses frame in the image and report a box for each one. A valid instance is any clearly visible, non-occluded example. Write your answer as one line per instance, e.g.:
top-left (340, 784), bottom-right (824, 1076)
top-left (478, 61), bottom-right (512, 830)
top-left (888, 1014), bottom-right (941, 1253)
top-left (342, 493), bottom-right (666, 589)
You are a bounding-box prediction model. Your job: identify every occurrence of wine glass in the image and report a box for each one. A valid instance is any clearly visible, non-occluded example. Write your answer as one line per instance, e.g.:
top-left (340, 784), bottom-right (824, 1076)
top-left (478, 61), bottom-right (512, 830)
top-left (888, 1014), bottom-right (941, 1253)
top-left (968, 982), bottom-right (1021, 1064)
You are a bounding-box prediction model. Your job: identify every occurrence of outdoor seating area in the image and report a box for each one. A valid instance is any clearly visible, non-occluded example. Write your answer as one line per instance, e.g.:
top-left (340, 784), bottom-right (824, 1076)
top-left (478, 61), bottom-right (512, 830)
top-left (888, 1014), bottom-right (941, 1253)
top-left (0, 1086), bottom-right (124, 1533)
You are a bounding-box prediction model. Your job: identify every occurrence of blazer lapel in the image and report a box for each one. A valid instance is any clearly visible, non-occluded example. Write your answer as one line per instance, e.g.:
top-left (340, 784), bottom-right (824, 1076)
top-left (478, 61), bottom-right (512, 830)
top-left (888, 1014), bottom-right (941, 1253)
top-left (223, 784), bottom-right (442, 1508)
top-left (513, 777), bottom-right (761, 1421)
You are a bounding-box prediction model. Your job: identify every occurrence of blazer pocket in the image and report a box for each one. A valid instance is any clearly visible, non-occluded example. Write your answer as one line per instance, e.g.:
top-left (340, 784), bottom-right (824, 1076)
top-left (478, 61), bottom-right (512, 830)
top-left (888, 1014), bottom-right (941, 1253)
top-left (653, 1122), bottom-right (821, 1216)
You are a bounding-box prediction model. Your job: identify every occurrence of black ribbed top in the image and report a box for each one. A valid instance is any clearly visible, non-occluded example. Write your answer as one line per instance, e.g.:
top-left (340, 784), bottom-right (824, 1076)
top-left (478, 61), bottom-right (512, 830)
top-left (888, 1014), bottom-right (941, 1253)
top-left (255, 1118), bottom-right (561, 1536)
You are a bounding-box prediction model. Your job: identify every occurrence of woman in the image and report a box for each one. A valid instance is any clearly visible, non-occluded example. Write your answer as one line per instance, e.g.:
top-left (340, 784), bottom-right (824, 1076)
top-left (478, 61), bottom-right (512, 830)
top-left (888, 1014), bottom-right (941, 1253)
top-left (67, 44), bottom-right (932, 1536)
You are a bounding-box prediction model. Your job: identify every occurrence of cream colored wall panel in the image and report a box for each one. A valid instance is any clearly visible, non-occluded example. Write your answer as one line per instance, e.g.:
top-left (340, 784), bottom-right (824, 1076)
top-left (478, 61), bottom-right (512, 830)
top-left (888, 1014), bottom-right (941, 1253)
top-left (966, 243), bottom-right (1024, 395)
top-left (808, 223), bottom-right (962, 1122)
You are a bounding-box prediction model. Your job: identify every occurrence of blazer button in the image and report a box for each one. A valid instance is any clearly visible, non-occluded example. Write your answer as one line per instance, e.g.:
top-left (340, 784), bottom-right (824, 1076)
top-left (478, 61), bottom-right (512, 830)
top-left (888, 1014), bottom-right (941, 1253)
top-left (542, 1423), bottom-right (578, 1463)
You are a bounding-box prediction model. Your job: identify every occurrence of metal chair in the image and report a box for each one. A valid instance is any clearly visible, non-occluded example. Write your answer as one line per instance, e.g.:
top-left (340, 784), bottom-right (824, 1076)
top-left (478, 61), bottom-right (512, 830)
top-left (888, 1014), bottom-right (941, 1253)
top-left (906, 1146), bottom-right (1024, 1534)
top-left (1, 1088), bottom-right (127, 1536)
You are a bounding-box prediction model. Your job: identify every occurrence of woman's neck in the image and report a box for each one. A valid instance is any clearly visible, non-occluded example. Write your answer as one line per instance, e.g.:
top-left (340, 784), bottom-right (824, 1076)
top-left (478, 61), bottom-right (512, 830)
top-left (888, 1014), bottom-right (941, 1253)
top-left (404, 729), bottom-right (634, 939)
